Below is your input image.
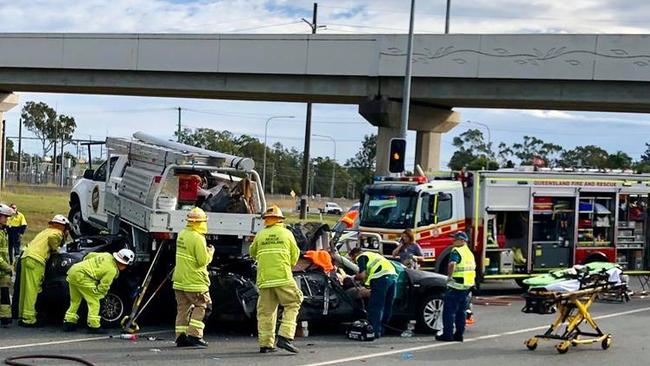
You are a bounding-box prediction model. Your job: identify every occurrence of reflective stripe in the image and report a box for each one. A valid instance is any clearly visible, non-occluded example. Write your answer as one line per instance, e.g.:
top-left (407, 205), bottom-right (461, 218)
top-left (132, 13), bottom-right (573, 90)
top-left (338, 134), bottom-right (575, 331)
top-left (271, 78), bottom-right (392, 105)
top-left (175, 326), bottom-right (188, 333)
top-left (176, 252), bottom-right (197, 263)
top-left (189, 319), bottom-right (205, 330)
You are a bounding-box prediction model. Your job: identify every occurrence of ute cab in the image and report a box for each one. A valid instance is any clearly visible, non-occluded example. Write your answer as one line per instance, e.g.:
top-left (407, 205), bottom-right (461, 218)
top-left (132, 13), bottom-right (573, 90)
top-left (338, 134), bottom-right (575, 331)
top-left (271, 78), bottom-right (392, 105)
top-left (358, 176), bottom-right (465, 271)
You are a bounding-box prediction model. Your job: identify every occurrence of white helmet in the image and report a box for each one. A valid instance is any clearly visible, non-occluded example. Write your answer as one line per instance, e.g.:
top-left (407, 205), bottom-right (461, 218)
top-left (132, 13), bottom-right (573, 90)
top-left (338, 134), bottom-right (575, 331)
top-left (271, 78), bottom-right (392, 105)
top-left (0, 204), bottom-right (15, 217)
top-left (113, 249), bottom-right (135, 265)
top-left (50, 214), bottom-right (70, 226)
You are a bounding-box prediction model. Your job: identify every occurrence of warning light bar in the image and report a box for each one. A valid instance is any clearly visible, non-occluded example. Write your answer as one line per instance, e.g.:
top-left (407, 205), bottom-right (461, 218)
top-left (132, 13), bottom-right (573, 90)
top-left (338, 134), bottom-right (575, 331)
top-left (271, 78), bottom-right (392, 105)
top-left (374, 176), bottom-right (428, 184)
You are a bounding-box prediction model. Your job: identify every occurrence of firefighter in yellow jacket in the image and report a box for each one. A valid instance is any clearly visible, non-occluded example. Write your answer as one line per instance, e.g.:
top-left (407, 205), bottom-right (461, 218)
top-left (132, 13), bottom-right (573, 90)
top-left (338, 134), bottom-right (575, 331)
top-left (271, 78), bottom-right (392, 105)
top-left (173, 208), bottom-right (214, 348)
top-left (63, 249), bottom-right (134, 333)
top-left (250, 206), bottom-right (303, 354)
top-left (0, 204), bottom-right (16, 327)
top-left (18, 214), bottom-right (70, 327)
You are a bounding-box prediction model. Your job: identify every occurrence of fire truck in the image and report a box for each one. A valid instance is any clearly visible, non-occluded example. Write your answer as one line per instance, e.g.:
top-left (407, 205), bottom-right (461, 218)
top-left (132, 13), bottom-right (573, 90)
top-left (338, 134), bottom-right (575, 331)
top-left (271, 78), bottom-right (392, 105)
top-left (357, 168), bottom-right (650, 284)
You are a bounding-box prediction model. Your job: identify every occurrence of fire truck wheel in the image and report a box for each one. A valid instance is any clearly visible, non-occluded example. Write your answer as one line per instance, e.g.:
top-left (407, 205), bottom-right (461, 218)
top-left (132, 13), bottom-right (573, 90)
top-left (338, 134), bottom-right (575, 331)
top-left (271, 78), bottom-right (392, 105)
top-left (582, 253), bottom-right (609, 265)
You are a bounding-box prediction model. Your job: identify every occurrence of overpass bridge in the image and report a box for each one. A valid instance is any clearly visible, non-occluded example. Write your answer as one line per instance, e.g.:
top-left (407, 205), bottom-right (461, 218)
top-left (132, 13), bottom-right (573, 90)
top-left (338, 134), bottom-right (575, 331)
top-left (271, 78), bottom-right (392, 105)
top-left (2, 33), bottom-right (650, 173)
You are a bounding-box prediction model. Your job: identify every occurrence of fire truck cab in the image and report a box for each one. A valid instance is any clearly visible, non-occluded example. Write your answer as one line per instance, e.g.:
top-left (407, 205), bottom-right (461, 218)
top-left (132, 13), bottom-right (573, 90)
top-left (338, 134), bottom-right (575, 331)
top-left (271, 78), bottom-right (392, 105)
top-left (358, 169), bottom-right (650, 283)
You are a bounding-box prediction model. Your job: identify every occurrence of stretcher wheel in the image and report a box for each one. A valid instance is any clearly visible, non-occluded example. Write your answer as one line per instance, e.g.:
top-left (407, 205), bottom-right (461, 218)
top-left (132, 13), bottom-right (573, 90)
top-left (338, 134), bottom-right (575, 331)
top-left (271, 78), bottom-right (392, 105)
top-left (601, 335), bottom-right (612, 350)
top-left (556, 341), bottom-right (571, 354)
top-left (525, 338), bottom-right (538, 351)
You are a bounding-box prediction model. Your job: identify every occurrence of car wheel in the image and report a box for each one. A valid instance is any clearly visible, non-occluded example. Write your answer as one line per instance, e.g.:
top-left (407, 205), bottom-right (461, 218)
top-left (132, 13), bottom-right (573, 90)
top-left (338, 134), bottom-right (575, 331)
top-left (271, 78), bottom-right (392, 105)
top-left (417, 293), bottom-right (444, 334)
top-left (68, 205), bottom-right (95, 239)
top-left (100, 291), bottom-right (126, 327)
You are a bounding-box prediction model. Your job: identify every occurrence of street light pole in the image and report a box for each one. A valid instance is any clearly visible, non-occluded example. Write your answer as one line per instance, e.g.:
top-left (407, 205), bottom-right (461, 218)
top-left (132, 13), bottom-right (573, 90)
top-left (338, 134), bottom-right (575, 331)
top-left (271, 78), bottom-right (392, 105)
top-left (314, 134), bottom-right (336, 198)
top-left (400, 0), bottom-right (416, 141)
top-left (262, 115), bottom-right (295, 192)
top-left (467, 120), bottom-right (492, 147)
top-left (445, 0), bottom-right (451, 34)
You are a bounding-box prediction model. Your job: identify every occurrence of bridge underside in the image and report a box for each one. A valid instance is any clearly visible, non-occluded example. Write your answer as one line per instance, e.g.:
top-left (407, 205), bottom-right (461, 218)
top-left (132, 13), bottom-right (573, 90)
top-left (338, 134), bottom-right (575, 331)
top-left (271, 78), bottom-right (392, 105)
top-left (2, 68), bottom-right (650, 113)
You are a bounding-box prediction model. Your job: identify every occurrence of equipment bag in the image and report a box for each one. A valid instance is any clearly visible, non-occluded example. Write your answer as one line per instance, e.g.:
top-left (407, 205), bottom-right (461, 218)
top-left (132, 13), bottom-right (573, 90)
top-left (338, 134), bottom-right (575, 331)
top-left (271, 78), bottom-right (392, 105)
top-left (345, 319), bottom-right (376, 341)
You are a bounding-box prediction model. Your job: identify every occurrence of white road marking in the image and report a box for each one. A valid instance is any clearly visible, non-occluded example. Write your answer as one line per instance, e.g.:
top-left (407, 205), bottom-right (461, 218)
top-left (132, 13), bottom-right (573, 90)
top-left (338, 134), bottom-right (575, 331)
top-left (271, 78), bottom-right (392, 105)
top-left (300, 305), bottom-right (650, 366)
top-left (0, 329), bottom-right (172, 351)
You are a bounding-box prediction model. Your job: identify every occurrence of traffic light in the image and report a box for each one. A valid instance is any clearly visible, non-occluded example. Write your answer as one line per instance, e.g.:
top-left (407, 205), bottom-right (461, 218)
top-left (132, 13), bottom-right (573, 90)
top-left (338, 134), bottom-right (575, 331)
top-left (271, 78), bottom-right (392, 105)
top-left (388, 138), bottom-right (406, 173)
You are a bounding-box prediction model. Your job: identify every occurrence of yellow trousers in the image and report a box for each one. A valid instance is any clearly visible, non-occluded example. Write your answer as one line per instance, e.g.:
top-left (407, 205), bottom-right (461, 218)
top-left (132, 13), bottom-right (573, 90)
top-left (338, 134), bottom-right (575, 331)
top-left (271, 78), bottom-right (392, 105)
top-left (64, 283), bottom-right (103, 328)
top-left (256, 284), bottom-right (303, 348)
top-left (175, 290), bottom-right (212, 338)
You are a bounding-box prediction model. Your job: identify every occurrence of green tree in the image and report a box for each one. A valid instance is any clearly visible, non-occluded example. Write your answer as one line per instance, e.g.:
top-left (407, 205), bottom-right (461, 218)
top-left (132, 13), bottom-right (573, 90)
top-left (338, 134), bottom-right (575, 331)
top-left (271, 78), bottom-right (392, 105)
top-left (345, 134), bottom-right (376, 197)
top-left (559, 145), bottom-right (609, 168)
top-left (511, 136), bottom-right (563, 167)
top-left (21, 101), bottom-right (76, 158)
top-left (607, 151), bottom-right (633, 169)
top-left (448, 129), bottom-right (498, 170)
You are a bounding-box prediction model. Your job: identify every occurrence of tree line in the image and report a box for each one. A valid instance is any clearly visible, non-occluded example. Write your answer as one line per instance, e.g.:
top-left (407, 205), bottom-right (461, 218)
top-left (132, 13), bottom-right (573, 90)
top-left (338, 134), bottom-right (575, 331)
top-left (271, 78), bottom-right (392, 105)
top-left (176, 128), bottom-right (377, 198)
top-left (449, 129), bottom-right (650, 172)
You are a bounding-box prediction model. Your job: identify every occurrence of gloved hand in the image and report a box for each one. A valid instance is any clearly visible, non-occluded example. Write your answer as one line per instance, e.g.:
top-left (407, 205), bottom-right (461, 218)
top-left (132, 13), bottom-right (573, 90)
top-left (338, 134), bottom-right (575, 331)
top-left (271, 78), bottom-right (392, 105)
top-left (207, 244), bottom-right (215, 255)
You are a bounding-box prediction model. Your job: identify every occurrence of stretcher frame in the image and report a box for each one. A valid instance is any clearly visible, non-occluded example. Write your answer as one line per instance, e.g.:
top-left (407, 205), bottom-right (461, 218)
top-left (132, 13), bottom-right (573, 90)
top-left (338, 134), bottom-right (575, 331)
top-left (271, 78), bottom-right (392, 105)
top-left (524, 287), bottom-right (612, 354)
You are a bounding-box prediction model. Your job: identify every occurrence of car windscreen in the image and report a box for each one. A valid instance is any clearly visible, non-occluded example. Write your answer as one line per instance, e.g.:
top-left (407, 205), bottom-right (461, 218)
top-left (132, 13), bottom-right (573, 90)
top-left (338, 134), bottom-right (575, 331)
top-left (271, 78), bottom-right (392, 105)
top-left (360, 189), bottom-right (417, 229)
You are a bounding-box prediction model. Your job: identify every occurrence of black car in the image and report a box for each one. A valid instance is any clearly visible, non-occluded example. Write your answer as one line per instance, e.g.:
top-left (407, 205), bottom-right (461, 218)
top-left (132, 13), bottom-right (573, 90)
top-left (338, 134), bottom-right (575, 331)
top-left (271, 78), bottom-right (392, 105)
top-left (14, 235), bottom-right (145, 327)
top-left (29, 227), bottom-right (446, 334)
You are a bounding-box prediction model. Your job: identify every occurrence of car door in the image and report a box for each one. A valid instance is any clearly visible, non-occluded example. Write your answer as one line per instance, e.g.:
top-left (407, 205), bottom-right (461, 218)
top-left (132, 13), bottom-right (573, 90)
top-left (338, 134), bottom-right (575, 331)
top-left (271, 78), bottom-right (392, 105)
top-left (86, 157), bottom-right (119, 226)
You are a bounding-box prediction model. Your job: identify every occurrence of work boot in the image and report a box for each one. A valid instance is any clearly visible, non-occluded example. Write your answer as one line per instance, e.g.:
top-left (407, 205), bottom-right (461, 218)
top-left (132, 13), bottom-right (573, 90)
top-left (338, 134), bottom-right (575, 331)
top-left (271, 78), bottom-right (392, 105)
top-left (176, 334), bottom-right (191, 347)
top-left (87, 327), bottom-right (108, 334)
top-left (186, 335), bottom-right (208, 348)
top-left (259, 347), bottom-right (277, 354)
top-left (62, 322), bottom-right (77, 332)
top-left (435, 335), bottom-right (454, 342)
top-left (453, 333), bottom-right (464, 342)
top-left (0, 318), bottom-right (11, 328)
top-left (276, 336), bottom-right (299, 354)
top-left (18, 320), bottom-right (40, 328)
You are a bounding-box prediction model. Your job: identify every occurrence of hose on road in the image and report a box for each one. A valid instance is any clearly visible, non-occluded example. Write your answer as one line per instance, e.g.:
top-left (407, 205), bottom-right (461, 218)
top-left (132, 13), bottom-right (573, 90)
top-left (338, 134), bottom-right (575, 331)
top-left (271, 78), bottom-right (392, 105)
top-left (4, 354), bottom-right (96, 366)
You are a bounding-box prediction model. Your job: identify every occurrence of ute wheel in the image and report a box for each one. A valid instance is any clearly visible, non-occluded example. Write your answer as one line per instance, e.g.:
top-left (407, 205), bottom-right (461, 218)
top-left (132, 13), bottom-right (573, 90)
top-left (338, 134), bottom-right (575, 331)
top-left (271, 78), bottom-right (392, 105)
top-left (556, 341), bottom-right (571, 354)
top-left (416, 293), bottom-right (444, 334)
top-left (525, 337), bottom-right (538, 351)
top-left (68, 205), bottom-right (96, 239)
top-left (601, 335), bottom-right (612, 350)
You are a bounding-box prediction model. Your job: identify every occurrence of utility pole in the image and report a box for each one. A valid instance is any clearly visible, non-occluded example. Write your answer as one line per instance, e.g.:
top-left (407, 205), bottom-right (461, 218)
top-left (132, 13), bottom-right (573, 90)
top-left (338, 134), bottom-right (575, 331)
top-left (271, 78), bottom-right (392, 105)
top-left (177, 107), bottom-right (182, 142)
top-left (60, 133), bottom-right (65, 186)
top-left (445, 0), bottom-right (451, 34)
top-left (17, 118), bottom-right (22, 183)
top-left (270, 163), bottom-right (275, 195)
top-left (299, 2), bottom-right (319, 219)
top-left (53, 122), bottom-right (57, 184)
top-left (1, 120), bottom-right (5, 188)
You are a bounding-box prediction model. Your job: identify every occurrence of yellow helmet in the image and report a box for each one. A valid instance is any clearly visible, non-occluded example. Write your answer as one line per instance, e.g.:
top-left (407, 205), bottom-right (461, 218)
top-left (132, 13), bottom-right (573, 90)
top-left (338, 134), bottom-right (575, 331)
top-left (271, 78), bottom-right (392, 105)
top-left (186, 207), bottom-right (208, 222)
top-left (262, 205), bottom-right (285, 220)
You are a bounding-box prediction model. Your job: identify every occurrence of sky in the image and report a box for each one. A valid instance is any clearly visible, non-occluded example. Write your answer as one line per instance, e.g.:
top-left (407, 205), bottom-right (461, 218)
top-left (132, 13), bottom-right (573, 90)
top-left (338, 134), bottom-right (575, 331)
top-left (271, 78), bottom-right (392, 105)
top-left (3, 0), bottom-right (650, 169)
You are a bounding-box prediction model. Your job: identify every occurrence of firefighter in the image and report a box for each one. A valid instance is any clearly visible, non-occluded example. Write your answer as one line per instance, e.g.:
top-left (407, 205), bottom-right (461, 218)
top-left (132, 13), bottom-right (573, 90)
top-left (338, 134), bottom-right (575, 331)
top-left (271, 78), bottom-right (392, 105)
top-left (7, 203), bottom-right (27, 264)
top-left (63, 249), bottom-right (135, 333)
top-left (18, 214), bottom-right (70, 327)
top-left (0, 204), bottom-right (16, 327)
top-left (348, 247), bottom-right (398, 338)
top-left (250, 205), bottom-right (303, 354)
top-left (173, 207), bottom-right (214, 348)
top-left (437, 231), bottom-right (476, 342)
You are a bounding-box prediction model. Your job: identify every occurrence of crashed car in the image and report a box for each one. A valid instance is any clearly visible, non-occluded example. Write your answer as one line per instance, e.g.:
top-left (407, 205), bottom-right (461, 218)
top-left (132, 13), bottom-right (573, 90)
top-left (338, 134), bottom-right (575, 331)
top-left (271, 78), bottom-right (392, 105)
top-left (25, 224), bottom-right (446, 334)
top-left (210, 223), bottom-right (448, 334)
top-left (12, 235), bottom-right (142, 327)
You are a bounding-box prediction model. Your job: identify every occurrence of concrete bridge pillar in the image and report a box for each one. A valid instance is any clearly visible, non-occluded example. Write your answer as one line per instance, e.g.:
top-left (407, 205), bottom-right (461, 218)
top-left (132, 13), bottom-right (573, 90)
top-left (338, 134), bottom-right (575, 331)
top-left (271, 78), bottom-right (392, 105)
top-left (0, 93), bottom-right (19, 189)
top-left (359, 98), bottom-right (460, 175)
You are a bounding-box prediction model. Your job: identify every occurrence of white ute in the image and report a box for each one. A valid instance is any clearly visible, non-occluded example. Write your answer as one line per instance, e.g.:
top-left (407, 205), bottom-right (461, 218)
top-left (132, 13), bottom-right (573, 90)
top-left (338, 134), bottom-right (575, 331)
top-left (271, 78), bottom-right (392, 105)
top-left (69, 132), bottom-right (266, 259)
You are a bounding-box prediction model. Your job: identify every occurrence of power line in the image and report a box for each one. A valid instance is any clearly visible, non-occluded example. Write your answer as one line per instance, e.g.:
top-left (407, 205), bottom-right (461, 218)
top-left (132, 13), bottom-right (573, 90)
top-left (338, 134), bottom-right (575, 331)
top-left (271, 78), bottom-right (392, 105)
top-left (226, 21), bottom-right (303, 33)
